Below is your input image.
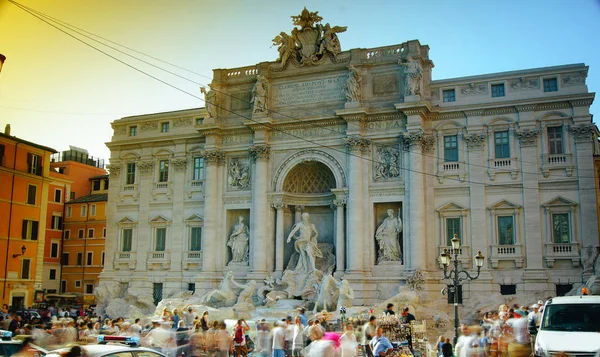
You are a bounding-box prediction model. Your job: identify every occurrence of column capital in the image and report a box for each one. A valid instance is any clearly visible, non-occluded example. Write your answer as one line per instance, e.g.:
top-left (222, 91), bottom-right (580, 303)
top-left (137, 160), bottom-right (154, 173)
top-left (201, 150), bottom-right (226, 165)
top-left (333, 197), bottom-right (347, 207)
top-left (463, 132), bottom-right (487, 151)
top-left (250, 145), bottom-right (271, 161)
top-left (172, 158), bottom-right (187, 172)
top-left (107, 163), bottom-right (121, 177)
top-left (403, 131), bottom-right (435, 154)
top-left (294, 205), bottom-right (305, 212)
top-left (345, 137), bottom-right (371, 154)
top-left (516, 127), bottom-right (539, 147)
top-left (271, 202), bottom-right (287, 210)
top-left (570, 123), bottom-right (596, 143)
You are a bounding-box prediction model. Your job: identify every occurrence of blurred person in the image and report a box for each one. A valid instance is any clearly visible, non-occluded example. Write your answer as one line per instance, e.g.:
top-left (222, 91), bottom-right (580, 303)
top-left (189, 323), bottom-right (206, 357)
top-left (369, 327), bottom-right (393, 357)
top-left (441, 338), bottom-right (453, 357)
top-left (384, 303), bottom-right (395, 316)
top-left (272, 321), bottom-right (286, 357)
top-left (215, 322), bottom-right (232, 357)
top-left (291, 316), bottom-right (305, 357)
top-left (63, 320), bottom-right (78, 345)
top-left (200, 311), bottom-right (210, 332)
top-left (284, 316), bottom-right (293, 357)
top-left (362, 316), bottom-right (377, 357)
top-left (233, 319), bottom-right (250, 357)
top-left (435, 335), bottom-right (445, 357)
top-left (297, 307), bottom-right (307, 327)
top-left (304, 332), bottom-right (338, 357)
top-left (171, 309), bottom-right (181, 330)
top-left (505, 310), bottom-right (531, 357)
top-left (183, 306), bottom-right (197, 328)
top-left (131, 318), bottom-right (143, 336)
top-left (339, 322), bottom-right (358, 357)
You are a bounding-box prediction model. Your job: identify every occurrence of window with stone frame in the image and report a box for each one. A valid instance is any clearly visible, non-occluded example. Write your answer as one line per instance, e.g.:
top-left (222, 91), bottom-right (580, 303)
top-left (155, 227), bottom-right (167, 251)
top-left (192, 157), bottom-right (204, 181)
top-left (497, 216), bottom-right (515, 245)
top-left (446, 217), bottom-right (461, 246)
top-left (184, 214), bottom-right (204, 256)
top-left (443, 89), bottom-right (455, 102)
top-left (436, 202), bottom-right (469, 258)
top-left (121, 228), bottom-right (133, 252)
top-left (158, 160), bottom-right (169, 182)
top-left (488, 199), bottom-right (522, 247)
top-left (494, 131), bottom-right (510, 159)
top-left (190, 227), bottom-right (202, 251)
top-left (547, 126), bottom-right (564, 155)
top-left (126, 162), bottom-right (136, 185)
top-left (443, 135), bottom-right (458, 162)
top-left (552, 213), bottom-right (570, 243)
top-left (542, 196), bottom-right (578, 245)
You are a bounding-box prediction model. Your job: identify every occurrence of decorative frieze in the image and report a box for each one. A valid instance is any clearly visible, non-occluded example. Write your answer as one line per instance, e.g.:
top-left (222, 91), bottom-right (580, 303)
top-left (460, 83), bottom-right (487, 96)
top-left (516, 128), bottom-right (539, 147)
top-left (463, 133), bottom-right (486, 151)
top-left (140, 121), bottom-right (158, 132)
top-left (173, 118), bottom-right (193, 128)
top-left (138, 160), bottom-right (154, 173)
top-left (202, 150), bottom-right (226, 165)
top-left (509, 77), bottom-right (540, 91)
top-left (403, 131), bottom-right (435, 154)
top-left (344, 137), bottom-right (371, 154)
top-left (250, 145), bottom-right (271, 161)
top-left (172, 159), bottom-right (188, 172)
top-left (114, 126), bottom-right (126, 136)
top-left (561, 71), bottom-right (587, 87)
top-left (570, 124), bottom-right (596, 143)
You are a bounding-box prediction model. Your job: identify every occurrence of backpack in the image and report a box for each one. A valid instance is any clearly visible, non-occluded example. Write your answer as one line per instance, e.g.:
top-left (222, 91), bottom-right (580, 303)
top-left (234, 325), bottom-right (244, 344)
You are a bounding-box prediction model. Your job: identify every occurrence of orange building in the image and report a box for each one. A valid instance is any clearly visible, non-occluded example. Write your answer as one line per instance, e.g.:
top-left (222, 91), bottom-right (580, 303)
top-left (61, 174), bottom-right (108, 303)
top-left (43, 147), bottom-right (106, 297)
top-left (0, 125), bottom-right (56, 309)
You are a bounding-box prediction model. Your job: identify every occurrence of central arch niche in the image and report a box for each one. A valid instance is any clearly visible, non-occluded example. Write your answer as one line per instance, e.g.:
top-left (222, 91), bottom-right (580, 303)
top-left (283, 161), bottom-right (336, 194)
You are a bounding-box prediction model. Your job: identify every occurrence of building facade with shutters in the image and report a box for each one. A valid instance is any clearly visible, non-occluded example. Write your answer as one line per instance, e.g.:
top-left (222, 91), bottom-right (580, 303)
top-left (99, 28), bottom-right (598, 306)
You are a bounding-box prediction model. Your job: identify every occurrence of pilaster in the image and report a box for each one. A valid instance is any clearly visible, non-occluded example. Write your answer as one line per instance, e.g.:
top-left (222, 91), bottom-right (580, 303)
top-left (249, 144), bottom-right (270, 277)
top-left (200, 149), bottom-right (225, 274)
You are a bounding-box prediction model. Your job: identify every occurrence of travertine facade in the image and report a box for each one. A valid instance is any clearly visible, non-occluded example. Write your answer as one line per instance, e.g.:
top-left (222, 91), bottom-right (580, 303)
top-left (99, 10), bottom-right (598, 306)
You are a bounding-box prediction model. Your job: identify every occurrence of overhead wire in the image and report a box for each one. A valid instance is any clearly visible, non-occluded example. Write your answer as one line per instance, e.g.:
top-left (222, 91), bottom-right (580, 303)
top-left (8, 0), bottom-right (598, 192)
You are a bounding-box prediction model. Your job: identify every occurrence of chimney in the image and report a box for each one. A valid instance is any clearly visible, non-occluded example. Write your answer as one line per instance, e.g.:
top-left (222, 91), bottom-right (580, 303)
top-left (4, 124), bottom-right (10, 136)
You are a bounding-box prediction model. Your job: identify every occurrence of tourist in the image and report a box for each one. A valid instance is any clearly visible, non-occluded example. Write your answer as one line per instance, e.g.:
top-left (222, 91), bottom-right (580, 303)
top-left (254, 318), bottom-right (271, 356)
top-left (206, 320), bottom-right (220, 355)
top-left (189, 323), bottom-right (206, 357)
top-left (401, 307), bottom-right (415, 324)
top-left (297, 307), bottom-right (308, 327)
top-left (435, 335), bottom-right (445, 357)
top-left (369, 327), bottom-right (393, 357)
top-left (233, 319), bottom-right (250, 357)
top-left (291, 316), bottom-right (305, 356)
top-left (384, 303), bottom-right (395, 316)
top-left (506, 309), bottom-right (531, 357)
top-left (339, 322), bottom-right (358, 357)
top-left (183, 306), bottom-right (197, 328)
top-left (143, 320), bottom-right (176, 355)
top-left (362, 316), bottom-right (377, 357)
top-left (441, 338), bottom-right (453, 357)
top-left (214, 322), bottom-right (231, 357)
top-left (284, 316), bottom-right (293, 357)
top-left (272, 321), bottom-right (286, 357)
top-left (131, 318), bottom-right (143, 336)
top-left (171, 309), bottom-right (181, 330)
top-left (200, 311), bottom-right (210, 332)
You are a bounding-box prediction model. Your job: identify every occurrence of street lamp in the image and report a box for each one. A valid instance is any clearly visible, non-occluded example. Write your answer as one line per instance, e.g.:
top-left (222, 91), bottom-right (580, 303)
top-left (439, 234), bottom-right (485, 345)
top-left (0, 54), bottom-right (6, 73)
top-left (12, 245), bottom-right (26, 258)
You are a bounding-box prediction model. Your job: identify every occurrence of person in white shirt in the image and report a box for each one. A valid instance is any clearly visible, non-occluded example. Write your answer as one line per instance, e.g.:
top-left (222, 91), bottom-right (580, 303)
top-left (339, 323), bottom-right (358, 357)
top-left (506, 310), bottom-right (531, 357)
top-left (292, 316), bottom-right (305, 356)
top-left (183, 306), bottom-right (197, 328)
top-left (271, 321), bottom-right (286, 357)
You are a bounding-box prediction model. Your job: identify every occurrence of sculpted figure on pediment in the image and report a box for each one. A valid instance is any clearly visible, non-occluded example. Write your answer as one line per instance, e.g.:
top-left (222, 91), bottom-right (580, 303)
top-left (251, 75), bottom-right (269, 114)
top-left (400, 56), bottom-right (422, 96)
top-left (200, 86), bottom-right (217, 119)
top-left (344, 65), bottom-right (362, 103)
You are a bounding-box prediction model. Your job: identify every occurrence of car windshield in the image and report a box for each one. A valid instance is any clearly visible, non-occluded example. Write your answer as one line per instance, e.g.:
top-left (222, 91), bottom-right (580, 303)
top-left (541, 303), bottom-right (600, 332)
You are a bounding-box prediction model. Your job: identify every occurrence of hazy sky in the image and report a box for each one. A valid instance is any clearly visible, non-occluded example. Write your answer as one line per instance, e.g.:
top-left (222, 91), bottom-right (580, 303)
top-left (1, 0), bottom-right (599, 161)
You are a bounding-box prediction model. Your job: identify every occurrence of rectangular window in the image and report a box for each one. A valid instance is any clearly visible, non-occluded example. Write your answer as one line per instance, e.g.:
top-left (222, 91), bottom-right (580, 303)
top-left (90, 204), bottom-right (96, 216)
top-left (77, 253), bottom-right (83, 266)
top-left (21, 220), bottom-right (39, 240)
top-left (129, 126), bottom-right (137, 136)
top-left (126, 163), bottom-right (136, 185)
top-left (193, 157), bottom-right (204, 181)
top-left (27, 153), bottom-right (42, 176)
top-left (81, 205), bottom-right (87, 217)
top-left (494, 131), bottom-right (510, 159)
top-left (78, 229), bottom-right (84, 239)
top-left (0, 144), bottom-right (5, 166)
top-left (190, 227), bottom-right (202, 251)
top-left (104, 179), bottom-right (109, 189)
top-left (500, 284), bottom-right (517, 295)
top-left (50, 242), bottom-right (59, 258)
top-left (85, 284), bottom-right (94, 294)
top-left (101, 251), bottom-right (105, 265)
top-left (93, 180), bottom-right (101, 191)
top-left (102, 228), bottom-right (106, 238)
top-left (75, 280), bottom-right (81, 288)
top-left (60, 280), bottom-right (66, 293)
top-left (161, 122), bottom-right (169, 133)
top-left (21, 259), bottom-right (31, 279)
top-left (446, 218), bottom-right (461, 246)
top-left (155, 227), bottom-right (166, 251)
top-left (491, 83), bottom-right (505, 98)
top-left (87, 252), bottom-right (93, 266)
top-left (443, 89), bottom-right (455, 102)
top-left (27, 184), bottom-right (37, 205)
top-left (548, 126), bottom-right (563, 155)
top-left (64, 230), bottom-right (70, 240)
top-left (61, 253), bottom-right (69, 265)
top-left (543, 78), bottom-right (558, 92)
top-left (153, 283), bottom-right (163, 306)
top-left (552, 213), bottom-right (570, 243)
top-left (70, 192), bottom-right (75, 200)
top-left (54, 189), bottom-right (62, 203)
top-left (497, 216), bottom-right (515, 245)
top-left (556, 284), bottom-right (572, 297)
top-left (443, 135), bottom-right (458, 162)
top-left (88, 228), bottom-right (94, 238)
top-left (122, 228), bottom-right (133, 252)
top-left (66, 206), bottom-right (72, 217)
top-left (49, 269), bottom-right (57, 280)
top-left (188, 283), bottom-right (196, 294)
top-left (52, 215), bottom-right (63, 230)
top-left (158, 160), bottom-right (169, 182)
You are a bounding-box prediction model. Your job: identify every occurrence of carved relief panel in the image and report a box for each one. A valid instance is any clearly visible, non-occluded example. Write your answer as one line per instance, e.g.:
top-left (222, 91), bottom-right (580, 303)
top-left (227, 157), bottom-right (251, 190)
top-left (372, 144), bottom-right (401, 182)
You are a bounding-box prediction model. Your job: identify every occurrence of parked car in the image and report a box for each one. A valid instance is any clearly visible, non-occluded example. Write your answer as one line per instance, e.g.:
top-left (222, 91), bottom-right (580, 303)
top-left (46, 343), bottom-right (167, 357)
top-left (0, 330), bottom-right (47, 357)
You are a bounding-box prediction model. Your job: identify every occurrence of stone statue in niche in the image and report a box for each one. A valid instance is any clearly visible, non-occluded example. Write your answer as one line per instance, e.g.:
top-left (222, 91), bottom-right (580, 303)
top-left (374, 147), bottom-right (400, 181)
top-left (400, 56), bottom-right (422, 96)
top-left (200, 86), bottom-right (217, 119)
top-left (344, 65), bottom-right (362, 103)
top-left (375, 209), bottom-right (403, 263)
top-left (251, 75), bottom-right (269, 114)
top-left (228, 159), bottom-right (250, 189)
top-left (287, 212), bottom-right (323, 273)
top-left (227, 216), bottom-right (250, 264)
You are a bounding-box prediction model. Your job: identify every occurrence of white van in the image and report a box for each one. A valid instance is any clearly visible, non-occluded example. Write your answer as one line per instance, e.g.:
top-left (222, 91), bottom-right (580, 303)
top-left (534, 295), bottom-right (600, 357)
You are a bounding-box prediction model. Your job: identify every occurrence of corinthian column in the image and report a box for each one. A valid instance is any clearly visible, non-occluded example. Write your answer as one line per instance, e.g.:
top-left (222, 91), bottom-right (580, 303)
top-left (345, 137), bottom-right (370, 273)
top-left (250, 145), bottom-right (270, 275)
top-left (272, 202), bottom-right (286, 274)
top-left (332, 193), bottom-right (347, 273)
top-left (201, 150), bottom-right (225, 273)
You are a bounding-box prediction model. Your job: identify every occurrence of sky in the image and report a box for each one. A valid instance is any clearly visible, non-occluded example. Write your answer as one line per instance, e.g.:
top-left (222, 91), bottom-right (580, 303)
top-left (0, 0), bottom-right (599, 161)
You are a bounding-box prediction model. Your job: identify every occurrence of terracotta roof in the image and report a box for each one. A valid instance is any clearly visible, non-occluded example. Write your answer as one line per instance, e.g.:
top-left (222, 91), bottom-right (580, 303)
top-left (67, 193), bottom-right (108, 204)
top-left (0, 132), bottom-right (58, 153)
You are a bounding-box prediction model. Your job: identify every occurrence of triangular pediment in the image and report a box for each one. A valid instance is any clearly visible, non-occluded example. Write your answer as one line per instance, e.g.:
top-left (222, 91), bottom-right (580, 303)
top-left (117, 216), bottom-right (136, 224)
top-left (185, 213), bottom-right (204, 222)
top-left (436, 202), bottom-right (468, 213)
top-left (542, 196), bottom-right (578, 208)
top-left (488, 199), bottom-right (521, 210)
top-left (150, 215), bottom-right (171, 223)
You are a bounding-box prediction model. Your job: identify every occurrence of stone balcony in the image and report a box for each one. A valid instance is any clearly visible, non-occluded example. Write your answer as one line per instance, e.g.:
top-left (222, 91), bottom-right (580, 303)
top-left (489, 244), bottom-right (524, 268)
top-left (186, 180), bottom-right (204, 198)
top-left (147, 251), bottom-right (171, 270)
top-left (436, 161), bottom-right (467, 183)
top-left (487, 158), bottom-right (519, 180)
top-left (118, 184), bottom-right (139, 202)
top-left (437, 245), bottom-right (471, 267)
top-left (152, 181), bottom-right (173, 199)
top-left (182, 251), bottom-right (203, 270)
top-left (114, 251), bottom-right (136, 270)
top-left (544, 242), bottom-right (580, 268)
top-left (540, 153), bottom-right (574, 178)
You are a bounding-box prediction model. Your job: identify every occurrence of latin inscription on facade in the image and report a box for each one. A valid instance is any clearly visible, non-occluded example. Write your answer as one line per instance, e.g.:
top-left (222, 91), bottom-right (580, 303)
top-left (271, 125), bottom-right (345, 141)
top-left (364, 120), bottom-right (405, 133)
top-left (372, 74), bottom-right (398, 95)
top-left (272, 76), bottom-right (345, 107)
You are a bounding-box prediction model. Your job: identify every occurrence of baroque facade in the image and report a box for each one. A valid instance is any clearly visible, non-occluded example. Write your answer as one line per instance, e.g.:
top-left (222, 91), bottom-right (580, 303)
top-left (99, 10), bottom-right (598, 305)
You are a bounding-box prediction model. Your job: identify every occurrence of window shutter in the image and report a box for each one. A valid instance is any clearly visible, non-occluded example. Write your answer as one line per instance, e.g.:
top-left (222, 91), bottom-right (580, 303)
top-left (22, 220), bottom-right (28, 239)
top-left (58, 217), bottom-right (63, 230)
top-left (26, 153), bottom-right (32, 173)
top-left (31, 221), bottom-right (39, 240)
